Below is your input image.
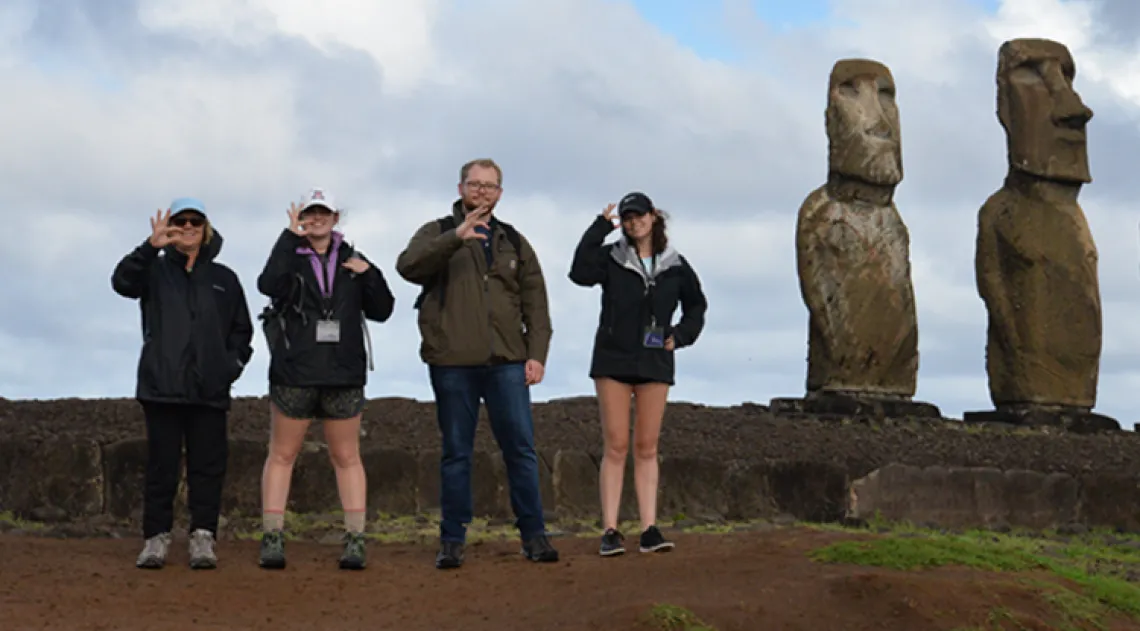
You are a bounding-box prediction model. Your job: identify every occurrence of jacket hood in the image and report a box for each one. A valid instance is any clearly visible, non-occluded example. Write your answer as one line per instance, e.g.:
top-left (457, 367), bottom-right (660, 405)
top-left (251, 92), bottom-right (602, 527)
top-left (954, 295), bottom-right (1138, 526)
top-left (610, 236), bottom-right (681, 284)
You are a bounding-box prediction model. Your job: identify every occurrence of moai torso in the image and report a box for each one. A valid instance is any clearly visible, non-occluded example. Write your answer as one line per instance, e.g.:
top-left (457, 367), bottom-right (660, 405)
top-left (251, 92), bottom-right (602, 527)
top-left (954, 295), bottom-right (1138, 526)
top-left (798, 185), bottom-right (918, 396)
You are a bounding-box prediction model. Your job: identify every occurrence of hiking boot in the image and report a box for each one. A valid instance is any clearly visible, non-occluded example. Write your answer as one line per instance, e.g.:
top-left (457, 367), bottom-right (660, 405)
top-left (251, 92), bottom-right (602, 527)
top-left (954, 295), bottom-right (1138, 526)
top-left (435, 540), bottom-right (464, 570)
top-left (521, 533), bottom-right (559, 563)
top-left (599, 528), bottom-right (625, 557)
top-left (339, 532), bottom-right (367, 570)
top-left (136, 532), bottom-right (172, 569)
top-left (259, 530), bottom-right (286, 569)
top-left (188, 529), bottom-right (218, 569)
top-left (639, 525), bottom-right (675, 553)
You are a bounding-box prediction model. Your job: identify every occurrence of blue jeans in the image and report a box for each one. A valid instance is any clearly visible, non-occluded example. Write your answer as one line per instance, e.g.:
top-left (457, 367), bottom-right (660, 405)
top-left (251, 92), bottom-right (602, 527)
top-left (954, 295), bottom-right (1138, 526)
top-left (429, 362), bottom-right (546, 544)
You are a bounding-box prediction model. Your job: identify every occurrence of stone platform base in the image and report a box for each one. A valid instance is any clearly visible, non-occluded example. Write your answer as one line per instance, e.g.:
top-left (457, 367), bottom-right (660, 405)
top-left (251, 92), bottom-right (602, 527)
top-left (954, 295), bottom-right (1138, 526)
top-left (770, 392), bottom-right (941, 420)
top-left (963, 407), bottom-right (1120, 434)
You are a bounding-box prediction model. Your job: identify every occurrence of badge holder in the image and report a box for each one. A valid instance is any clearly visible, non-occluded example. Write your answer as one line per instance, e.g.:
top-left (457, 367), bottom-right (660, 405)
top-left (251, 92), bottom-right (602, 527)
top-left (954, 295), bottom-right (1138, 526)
top-left (316, 313), bottom-right (340, 344)
top-left (642, 318), bottom-right (665, 349)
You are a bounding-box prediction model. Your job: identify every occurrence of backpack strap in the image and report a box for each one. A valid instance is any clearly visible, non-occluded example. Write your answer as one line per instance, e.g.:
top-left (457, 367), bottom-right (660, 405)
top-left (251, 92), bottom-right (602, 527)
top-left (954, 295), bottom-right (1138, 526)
top-left (411, 215), bottom-right (525, 310)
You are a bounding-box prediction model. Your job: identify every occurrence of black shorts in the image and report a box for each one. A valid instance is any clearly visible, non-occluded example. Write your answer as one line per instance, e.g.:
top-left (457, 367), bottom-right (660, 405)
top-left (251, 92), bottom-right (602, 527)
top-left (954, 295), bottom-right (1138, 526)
top-left (601, 375), bottom-right (663, 386)
top-left (269, 384), bottom-right (365, 421)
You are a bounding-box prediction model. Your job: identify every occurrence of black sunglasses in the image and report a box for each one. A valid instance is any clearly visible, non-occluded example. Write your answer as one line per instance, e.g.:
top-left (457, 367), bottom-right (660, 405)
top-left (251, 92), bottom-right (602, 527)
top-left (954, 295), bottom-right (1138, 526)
top-left (171, 215), bottom-right (205, 228)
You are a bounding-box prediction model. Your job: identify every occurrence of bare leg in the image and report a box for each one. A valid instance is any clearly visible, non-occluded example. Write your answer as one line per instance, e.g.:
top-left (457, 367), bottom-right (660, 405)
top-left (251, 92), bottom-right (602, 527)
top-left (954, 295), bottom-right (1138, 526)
top-left (260, 402), bottom-right (311, 531)
top-left (595, 378), bottom-right (634, 531)
top-left (631, 382), bottom-right (669, 533)
top-left (323, 415), bottom-right (367, 533)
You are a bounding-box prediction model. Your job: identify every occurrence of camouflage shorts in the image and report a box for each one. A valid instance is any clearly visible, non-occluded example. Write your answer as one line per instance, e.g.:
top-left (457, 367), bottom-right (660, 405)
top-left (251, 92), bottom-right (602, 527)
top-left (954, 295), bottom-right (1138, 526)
top-left (269, 384), bottom-right (365, 421)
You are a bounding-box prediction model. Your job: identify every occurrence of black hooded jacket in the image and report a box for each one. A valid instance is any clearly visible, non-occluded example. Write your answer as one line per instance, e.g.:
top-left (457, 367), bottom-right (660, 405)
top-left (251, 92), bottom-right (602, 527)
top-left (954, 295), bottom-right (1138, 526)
top-left (568, 215), bottom-right (708, 385)
top-left (111, 231), bottom-right (254, 410)
top-left (257, 228), bottom-right (396, 388)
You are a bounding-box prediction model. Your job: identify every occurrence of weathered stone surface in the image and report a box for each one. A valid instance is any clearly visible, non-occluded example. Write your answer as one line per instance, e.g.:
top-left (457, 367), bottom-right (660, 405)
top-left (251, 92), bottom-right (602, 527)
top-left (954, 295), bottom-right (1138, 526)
top-left (770, 392), bottom-right (940, 419)
top-left (766, 460), bottom-right (848, 522)
top-left (103, 438), bottom-right (188, 522)
top-left (963, 406), bottom-right (1119, 433)
top-left (1078, 473), bottom-right (1140, 532)
top-left (725, 461), bottom-right (777, 520)
top-left (658, 456), bottom-right (731, 519)
top-left (847, 463), bottom-right (1080, 530)
top-left (414, 449), bottom-right (501, 517)
top-left (219, 439), bottom-right (266, 517)
top-left (972, 38), bottom-right (1111, 427)
top-left (552, 450), bottom-right (597, 519)
top-left (792, 58), bottom-right (932, 410)
top-left (362, 448), bottom-right (418, 516)
top-left (0, 437), bottom-right (103, 519)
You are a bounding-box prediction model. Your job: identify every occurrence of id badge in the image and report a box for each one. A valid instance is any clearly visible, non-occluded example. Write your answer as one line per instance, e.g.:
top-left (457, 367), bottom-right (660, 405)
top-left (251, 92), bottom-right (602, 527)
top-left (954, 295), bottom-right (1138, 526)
top-left (642, 325), bottom-right (665, 349)
top-left (316, 319), bottom-right (341, 343)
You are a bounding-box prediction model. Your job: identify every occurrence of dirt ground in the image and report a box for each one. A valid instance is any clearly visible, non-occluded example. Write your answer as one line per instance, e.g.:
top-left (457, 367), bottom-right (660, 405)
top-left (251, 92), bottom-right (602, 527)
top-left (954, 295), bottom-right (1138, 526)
top-left (2, 528), bottom-right (1137, 631)
top-left (3, 395), bottom-right (1140, 480)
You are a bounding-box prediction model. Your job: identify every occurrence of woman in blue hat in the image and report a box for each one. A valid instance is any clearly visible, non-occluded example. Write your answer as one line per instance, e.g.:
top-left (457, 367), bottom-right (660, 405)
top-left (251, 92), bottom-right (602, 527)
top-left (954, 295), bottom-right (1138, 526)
top-left (112, 197), bottom-right (254, 570)
top-left (568, 192), bottom-right (708, 557)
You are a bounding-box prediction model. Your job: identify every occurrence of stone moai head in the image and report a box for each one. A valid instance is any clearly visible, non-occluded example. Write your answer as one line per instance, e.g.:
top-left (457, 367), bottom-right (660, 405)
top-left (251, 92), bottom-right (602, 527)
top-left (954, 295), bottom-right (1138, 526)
top-left (826, 58), bottom-right (903, 187)
top-left (997, 38), bottom-right (1093, 184)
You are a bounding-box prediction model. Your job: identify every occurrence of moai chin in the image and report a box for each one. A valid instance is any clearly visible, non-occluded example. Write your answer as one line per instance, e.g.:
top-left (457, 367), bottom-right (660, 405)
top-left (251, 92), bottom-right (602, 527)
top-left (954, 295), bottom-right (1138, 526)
top-left (769, 58), bottom-right (941, 420)
top-left (963, 38), bottom-right (1119, 433)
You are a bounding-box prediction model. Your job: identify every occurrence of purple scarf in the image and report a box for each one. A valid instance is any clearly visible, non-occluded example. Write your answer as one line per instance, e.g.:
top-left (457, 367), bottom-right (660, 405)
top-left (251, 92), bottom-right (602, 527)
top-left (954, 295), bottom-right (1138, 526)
top-left (296, 231), bottom-right (344, 299)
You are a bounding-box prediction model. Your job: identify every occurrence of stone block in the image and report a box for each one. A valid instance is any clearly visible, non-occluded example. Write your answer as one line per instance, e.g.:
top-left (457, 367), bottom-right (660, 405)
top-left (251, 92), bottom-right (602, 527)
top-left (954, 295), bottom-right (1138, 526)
top-left (658, 456), bottom-right (730, 519)
top-left (0, 437), bottom-right (103, 519)
top-left (725, 460), bottom-right (777, 520)
top-left (552, 450), bottom-right (597, 519)
top-left (362, 448), bottom-right (418, 516)
top-left (766, 460), bottom-right (848, 522)
top-left (1078, 473), bottom-right (1140, 532)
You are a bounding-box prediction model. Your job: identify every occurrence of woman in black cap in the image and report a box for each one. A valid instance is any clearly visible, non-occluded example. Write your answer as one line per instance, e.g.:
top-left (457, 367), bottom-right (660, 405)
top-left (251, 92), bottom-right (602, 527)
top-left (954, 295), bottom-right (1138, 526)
top-left (568, 191), bottom-right (708, 557)
top-left (111, 197), bottom-right (254, 571)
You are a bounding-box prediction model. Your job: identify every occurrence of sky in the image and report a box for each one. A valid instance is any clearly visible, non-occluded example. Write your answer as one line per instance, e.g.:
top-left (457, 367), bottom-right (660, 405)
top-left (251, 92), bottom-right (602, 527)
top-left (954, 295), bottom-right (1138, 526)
top-left (3, 0), bottom-right (1140, 426)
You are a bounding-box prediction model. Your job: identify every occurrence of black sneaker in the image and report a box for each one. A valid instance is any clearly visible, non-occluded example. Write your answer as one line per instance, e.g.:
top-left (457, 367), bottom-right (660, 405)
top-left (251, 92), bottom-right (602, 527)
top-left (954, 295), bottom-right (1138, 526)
top-left (435, 541), bottom-right (464, 570)
top-left (522, 533), bottom-right (559, 563)
top-left (339, 532), bottom-right (366, 570)
top-left (599, 529), bottom-right (625, 557)
top-left (639, 525), bottom-right (675, 553)
top-left (259, 530), bottom-right (286, 569)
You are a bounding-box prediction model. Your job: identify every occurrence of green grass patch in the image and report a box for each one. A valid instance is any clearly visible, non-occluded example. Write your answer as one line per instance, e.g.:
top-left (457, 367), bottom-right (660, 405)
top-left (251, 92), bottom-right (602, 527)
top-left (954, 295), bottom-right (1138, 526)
top-left (644, 604), bottom-right (718, 631)
top-left (0, 511), bottom-right (46, 531)
top-left (809, 519), bottom-right (1140, 626)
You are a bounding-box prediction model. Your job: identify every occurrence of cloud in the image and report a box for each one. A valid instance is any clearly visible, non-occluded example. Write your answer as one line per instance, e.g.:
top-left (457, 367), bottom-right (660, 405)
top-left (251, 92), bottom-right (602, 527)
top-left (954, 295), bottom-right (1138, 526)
top-left (2, 0), bottom-right (1140, 428)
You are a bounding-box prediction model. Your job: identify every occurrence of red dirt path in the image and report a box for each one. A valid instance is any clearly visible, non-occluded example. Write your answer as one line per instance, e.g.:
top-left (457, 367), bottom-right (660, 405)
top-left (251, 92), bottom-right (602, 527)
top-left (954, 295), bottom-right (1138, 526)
top-left (3, 528), bottom-right (1136, 631)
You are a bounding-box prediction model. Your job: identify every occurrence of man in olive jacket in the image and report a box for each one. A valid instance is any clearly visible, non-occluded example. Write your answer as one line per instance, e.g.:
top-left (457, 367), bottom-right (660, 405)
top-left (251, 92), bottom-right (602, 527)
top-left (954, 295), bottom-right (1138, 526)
top-left (396, 158), bottom-right (558, 569)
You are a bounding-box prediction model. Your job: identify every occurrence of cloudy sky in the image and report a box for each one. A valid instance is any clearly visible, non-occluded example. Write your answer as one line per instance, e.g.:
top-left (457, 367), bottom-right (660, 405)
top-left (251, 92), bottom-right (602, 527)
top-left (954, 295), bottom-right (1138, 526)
top-left (3, 0), bottom-right (1140, 425)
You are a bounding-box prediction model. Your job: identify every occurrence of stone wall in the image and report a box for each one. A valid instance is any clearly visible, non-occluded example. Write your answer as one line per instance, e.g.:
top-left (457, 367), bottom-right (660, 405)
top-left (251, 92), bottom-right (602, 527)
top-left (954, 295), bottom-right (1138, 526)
top-left (3, 435), bottom-right (1139, 533)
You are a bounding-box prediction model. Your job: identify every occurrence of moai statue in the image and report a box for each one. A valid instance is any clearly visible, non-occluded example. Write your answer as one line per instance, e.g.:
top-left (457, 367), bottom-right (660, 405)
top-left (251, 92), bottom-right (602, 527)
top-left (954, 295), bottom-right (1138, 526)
top-left (963, 38), bottom-right (1118, 432)
top-left (769, 58), bottom-right (941, 420)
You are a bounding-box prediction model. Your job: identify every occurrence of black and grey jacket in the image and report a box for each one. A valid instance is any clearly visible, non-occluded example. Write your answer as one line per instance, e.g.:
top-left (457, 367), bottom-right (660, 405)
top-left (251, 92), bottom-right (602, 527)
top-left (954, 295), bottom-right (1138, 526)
top-left (568, 215), bottom-right (707, 384)
top-left (111, 231), bottom-right (254, 410)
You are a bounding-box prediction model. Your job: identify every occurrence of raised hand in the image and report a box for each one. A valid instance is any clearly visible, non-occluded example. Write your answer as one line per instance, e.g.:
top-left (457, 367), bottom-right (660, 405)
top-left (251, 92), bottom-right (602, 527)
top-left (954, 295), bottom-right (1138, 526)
top-left (456, 205), bottom-right (492, 240)
top-left (148, 209), bottom-right (176, 248)
top-left (342, 256), bottom-right (370, 274)
top-left (602, 202), bottom-right (617, 225)
top-left (287, 201), bottom-right (307, 236)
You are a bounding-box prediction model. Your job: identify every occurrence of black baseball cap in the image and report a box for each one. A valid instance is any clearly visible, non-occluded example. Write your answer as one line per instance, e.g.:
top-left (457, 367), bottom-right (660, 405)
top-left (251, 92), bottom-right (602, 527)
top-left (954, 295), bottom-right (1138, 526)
top-left (618, 191), bottom-right (653, 216)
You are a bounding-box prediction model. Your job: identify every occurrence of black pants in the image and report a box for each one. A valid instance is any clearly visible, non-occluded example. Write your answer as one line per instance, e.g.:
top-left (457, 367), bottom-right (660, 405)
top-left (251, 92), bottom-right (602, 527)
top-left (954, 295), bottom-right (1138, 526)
top-left (141, 402), bottom-right (228, 538)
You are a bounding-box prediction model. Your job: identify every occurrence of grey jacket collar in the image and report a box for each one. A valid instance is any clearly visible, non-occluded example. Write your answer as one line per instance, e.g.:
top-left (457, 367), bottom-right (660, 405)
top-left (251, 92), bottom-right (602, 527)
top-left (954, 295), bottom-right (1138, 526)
top-left (610, 237), bottom-right (682, 285)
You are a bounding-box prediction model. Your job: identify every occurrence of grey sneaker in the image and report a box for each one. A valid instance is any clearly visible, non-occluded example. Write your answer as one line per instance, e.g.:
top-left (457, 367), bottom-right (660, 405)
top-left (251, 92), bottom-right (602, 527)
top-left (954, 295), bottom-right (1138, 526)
top-left (136, 532), bottom-right (172, 569)
top-left (338, 532), bottom-right (366, 570)
top-left (188, 529), bottom-right (218, 569)
top-left (259, 530), bottom-right (286, 569)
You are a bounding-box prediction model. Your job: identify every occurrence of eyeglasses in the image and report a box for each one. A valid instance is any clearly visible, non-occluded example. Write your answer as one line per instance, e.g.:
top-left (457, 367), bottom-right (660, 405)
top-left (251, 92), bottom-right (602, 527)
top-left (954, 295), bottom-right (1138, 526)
top-left (464, 181), bottom-right (501, 192)
top-left (171, 215), bottom-right (205, 228)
